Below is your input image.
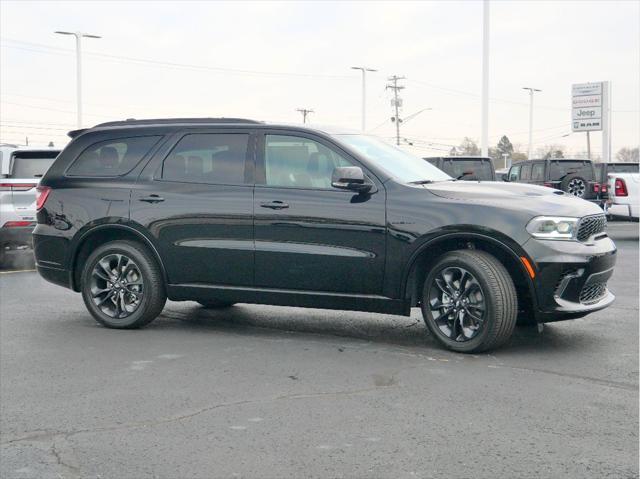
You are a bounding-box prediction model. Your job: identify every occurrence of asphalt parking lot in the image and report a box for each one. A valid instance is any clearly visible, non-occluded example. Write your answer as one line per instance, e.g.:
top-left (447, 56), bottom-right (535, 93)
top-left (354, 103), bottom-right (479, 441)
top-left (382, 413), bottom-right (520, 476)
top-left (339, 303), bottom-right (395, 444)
top-left (0, 222), bottom-right (638, 479)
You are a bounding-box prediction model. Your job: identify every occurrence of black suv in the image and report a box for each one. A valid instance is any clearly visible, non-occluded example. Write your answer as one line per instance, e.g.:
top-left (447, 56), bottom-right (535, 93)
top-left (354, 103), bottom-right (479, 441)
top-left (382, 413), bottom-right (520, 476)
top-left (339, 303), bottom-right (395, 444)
top-left (425, 156), bottom-right (495, 181)
top-left (34, 119), bottom-right (616, 353)
top-left (506, 159), bottom-right (599, 202)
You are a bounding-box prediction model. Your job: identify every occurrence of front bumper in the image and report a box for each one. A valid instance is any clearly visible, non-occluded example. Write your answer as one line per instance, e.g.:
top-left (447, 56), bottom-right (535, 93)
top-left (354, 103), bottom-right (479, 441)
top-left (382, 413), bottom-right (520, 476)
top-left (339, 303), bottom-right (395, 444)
top-left (522, 235), bottom-right (617, 322)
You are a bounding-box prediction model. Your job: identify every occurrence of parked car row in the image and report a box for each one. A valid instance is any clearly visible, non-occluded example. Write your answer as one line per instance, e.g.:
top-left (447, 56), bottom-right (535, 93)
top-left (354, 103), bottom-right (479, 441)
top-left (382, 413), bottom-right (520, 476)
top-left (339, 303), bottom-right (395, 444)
top-left (0, 144), bottom-right (61, 265)
top-left (423, 155), bottom-right (638, 219)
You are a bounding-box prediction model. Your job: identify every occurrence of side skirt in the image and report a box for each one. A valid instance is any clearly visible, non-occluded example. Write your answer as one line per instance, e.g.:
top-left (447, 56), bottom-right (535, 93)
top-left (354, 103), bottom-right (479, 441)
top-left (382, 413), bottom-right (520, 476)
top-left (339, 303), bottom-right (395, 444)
top-left (167, 283), bottom-right (411, 316)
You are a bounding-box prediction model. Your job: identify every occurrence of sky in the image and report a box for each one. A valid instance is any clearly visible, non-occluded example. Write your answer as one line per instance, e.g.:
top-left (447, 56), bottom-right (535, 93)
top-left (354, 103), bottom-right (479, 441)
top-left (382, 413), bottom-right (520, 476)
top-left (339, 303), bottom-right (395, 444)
top-left (1, 0), bottom-right (639, 160)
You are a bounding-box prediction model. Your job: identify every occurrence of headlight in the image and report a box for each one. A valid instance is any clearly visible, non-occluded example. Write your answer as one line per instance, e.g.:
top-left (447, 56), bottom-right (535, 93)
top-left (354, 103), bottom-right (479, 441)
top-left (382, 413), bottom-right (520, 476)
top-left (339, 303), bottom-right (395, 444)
top-left (526, 216), bottom-right (579, 240)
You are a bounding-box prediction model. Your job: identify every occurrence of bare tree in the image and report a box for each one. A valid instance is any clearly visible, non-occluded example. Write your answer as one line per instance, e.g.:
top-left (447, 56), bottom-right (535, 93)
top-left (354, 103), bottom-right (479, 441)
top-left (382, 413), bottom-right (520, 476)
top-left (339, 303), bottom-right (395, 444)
top-left (616, 147), bottom-right (639, 162)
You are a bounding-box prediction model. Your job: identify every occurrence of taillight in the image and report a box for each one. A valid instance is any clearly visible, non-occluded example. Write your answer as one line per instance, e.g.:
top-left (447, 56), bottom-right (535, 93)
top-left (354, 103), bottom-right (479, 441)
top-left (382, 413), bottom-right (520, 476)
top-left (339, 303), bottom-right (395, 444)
top-left (36, 186), bottom-right (52, 211)
top-left (601, 185), bottom-right (608, 193)
top-left (0, 183), bottom-right (36, 191)
top-left (614, 178), bottom-right (628, 197)
top-left (2, 221), bottom-right (35, 228)
top-left (593, 183), bottom-right (600, 193)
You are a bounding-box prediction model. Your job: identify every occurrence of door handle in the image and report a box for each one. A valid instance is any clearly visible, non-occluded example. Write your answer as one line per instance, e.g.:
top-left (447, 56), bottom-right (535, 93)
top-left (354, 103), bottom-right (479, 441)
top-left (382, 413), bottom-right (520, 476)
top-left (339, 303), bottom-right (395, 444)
top-left (260, 200), bottom-right (289, 210)
top-left (139, 195), bottom-right (165, 203)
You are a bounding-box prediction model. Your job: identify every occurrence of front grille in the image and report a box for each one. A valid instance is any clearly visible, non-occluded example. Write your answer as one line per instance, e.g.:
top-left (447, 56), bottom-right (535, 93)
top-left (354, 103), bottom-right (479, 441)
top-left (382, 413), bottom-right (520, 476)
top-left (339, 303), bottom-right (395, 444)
top-left (576, 214), bottom-right (607, 242)
top-left (579, 282), bottom-right (607, 304)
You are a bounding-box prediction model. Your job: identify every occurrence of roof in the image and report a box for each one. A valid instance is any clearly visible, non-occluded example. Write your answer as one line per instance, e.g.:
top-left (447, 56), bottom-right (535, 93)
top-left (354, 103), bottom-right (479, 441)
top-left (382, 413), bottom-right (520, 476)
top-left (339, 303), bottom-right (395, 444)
top-left (68, 118), bottom-right (360, 138)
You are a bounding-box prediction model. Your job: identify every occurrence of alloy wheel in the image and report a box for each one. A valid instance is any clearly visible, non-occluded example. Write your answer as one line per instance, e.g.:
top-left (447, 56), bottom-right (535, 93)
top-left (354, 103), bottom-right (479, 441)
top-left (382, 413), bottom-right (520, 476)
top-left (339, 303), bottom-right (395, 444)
top-left (428, 267), bottom-right (486, 342)
top-left (90, 253), bottom-right (144, 319)
top-left (567, 178), bottom-right (586, 197)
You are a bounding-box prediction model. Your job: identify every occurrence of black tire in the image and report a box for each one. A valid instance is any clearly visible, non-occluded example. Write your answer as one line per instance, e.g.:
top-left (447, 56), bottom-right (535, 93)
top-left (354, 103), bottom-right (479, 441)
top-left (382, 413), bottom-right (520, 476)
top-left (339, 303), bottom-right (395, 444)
top-left (81, 240), bottom-right (166, 329)
top-left (197, 300), bottom-right (235, 308)
top-left (420, 250), bottom-right (517, 353)
top-left (560, 174), bottom-right (587, 198)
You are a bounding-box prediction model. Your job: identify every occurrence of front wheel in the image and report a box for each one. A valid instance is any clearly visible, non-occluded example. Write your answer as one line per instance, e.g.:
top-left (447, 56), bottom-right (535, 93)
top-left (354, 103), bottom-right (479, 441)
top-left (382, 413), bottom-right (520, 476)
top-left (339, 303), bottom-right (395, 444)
top-left (421, 250), bottom-right (517, 353)
top-left (81, 240), bottom-right (167, 329)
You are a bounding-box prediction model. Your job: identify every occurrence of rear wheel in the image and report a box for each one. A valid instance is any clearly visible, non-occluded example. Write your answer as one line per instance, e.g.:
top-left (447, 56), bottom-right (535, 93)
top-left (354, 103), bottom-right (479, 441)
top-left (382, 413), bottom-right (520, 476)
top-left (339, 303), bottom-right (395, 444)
top-left (81, 241), bottom-right (166, 329)
top-left (421, 250), bottom-right (517, 353)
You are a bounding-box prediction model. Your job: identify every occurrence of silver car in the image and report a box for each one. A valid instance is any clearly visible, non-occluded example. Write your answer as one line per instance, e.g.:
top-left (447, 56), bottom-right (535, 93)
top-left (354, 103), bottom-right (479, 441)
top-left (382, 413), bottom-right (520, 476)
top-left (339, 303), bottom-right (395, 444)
top-left (0, 144), bottom-right (60, 265)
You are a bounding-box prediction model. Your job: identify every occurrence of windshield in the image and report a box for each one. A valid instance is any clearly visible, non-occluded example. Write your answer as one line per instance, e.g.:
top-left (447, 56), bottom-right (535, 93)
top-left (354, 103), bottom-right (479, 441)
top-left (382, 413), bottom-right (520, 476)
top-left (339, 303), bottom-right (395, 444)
top-left (335, 134), bottom-right (451, 183)
top-left (10, 151), bottom-right (59, 178)
top-left (441, 159), bottom-right (493, 180)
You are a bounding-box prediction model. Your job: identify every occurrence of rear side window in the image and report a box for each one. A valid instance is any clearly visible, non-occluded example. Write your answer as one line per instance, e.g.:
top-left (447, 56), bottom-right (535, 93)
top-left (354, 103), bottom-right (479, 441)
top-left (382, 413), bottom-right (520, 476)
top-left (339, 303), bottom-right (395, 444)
top-left (531, 163), bottom-right (545, 181)
top-left (161, 133), bottom-right (249, 184)
top-left (549, 161), bottom-right (594, 180)
top-left (10, 151), bottom-right (59, 178)
top-left (67, 136), bottom-right (161, 177)
top-left (520, 164), bottom-right (532, 180)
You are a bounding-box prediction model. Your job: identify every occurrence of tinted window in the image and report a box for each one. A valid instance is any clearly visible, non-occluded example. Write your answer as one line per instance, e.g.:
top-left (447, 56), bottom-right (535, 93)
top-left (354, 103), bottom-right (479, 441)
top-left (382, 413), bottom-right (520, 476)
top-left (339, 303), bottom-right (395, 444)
top-left (531, 162), bottom-right (545, 181)
top-left (442, 159), bottom-right (493, 180)
top-left (68, 136), bottom-right (161, 177)
top-left (162, 134), bottom-right (249, 184)
top-left (520, 164), bottom-right (532, 180)
top-left (609, 163), bottom-right (639, 173)
top-left (265, 135), bottom-right (354, 189)
top-left (10, 151), bottom-right (59, 178)
top-left (508, 165), bottom-right (520, 181)
top-left (548, 161), bottom-right (594, 180)
top-left (594, 164), bottom-right (605, 182)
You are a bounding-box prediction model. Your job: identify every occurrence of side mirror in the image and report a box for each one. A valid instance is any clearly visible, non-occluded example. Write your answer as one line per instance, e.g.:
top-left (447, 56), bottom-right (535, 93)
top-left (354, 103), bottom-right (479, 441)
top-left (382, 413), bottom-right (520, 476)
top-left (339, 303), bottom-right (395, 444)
top-left (331, 166), bottom-right (372, 193)
top-left (503, 175), bottom-right (510, 182)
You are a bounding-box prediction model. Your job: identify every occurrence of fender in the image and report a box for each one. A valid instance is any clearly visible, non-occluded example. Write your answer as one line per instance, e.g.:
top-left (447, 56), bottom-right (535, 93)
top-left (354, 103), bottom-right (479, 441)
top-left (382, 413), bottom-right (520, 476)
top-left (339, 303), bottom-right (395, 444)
top-left (68, 219), bottom-right (168, 291)
top-left (400, 228), bottom-right (538, 309)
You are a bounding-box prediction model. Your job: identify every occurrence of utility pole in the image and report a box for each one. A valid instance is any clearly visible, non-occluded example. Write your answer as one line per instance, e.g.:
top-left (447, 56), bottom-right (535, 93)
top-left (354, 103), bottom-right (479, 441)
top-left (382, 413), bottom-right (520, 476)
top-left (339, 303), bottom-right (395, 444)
top-left (351, 66), bottom-right (377, 131)
top-left (386, 75), bottom-right (405, 146)
top-left (481, 0), bottom-right (490, 157)
top-left (586, 131), bottom-right (591, 160)
top-left (54, 31), bottom-right (101, 128)
top-left (296, 108), bottom-right (314, 124)
top-left (523, 87), bottom-right (542, 159)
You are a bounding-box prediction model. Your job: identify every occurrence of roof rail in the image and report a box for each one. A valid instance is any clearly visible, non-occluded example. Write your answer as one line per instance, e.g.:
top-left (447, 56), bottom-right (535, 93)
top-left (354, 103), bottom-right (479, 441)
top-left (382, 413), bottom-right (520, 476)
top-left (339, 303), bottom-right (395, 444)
top-left (93, 118), bottom-right (262, 128)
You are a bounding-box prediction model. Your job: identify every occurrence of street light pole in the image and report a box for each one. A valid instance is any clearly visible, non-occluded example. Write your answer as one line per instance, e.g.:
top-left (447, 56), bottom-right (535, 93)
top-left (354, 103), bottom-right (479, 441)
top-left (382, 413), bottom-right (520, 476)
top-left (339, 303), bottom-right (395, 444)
top-left (351, 66), bottom-right (377, 131)
top-left (55, 31), bottom-right (101, 128)
top-left (523, 87), bottom-right (541, 159)
top-left (481, 0), bottom-right (490, 157)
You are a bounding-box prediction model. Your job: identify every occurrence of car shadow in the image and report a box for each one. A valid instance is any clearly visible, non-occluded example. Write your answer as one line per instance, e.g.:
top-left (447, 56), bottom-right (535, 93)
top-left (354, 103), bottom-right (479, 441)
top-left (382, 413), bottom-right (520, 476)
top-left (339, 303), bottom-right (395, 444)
top-left (144, 302), bottom-right (600, 355)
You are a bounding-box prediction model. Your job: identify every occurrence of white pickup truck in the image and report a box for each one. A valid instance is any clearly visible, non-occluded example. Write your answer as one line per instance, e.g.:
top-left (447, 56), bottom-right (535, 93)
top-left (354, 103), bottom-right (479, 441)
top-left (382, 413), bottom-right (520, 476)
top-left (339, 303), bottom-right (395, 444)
top-left (606, 172), bottom-right (639, 221)
top-left (0, 144), bottom-right (61, 265)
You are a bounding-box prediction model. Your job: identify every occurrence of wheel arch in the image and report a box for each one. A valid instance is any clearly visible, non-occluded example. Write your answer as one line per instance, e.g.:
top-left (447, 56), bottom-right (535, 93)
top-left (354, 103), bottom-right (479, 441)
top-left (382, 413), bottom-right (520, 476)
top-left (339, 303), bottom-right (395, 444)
top-left (402, 231), bottom-right (537, 318)
top-left (69, 222), bottom-right (167, 292)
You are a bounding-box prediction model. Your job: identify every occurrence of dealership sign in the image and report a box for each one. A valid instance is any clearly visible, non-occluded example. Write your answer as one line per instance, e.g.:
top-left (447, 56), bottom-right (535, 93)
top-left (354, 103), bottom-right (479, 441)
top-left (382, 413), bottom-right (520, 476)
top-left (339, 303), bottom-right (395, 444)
top-left (571, 82), bottom-right (608, 132)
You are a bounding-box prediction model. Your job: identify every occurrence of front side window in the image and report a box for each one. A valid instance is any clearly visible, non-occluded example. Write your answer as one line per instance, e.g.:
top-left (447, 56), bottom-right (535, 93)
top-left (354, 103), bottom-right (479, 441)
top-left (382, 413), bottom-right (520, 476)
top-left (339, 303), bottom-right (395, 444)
top-left (162, 133), bottom-right (249, 184)
top-left (68, 136), bottom-right (161, 177)
top-left (264, 135), bottom-right (354, 189)
top-left (508, 165), bottom-right (520, 181)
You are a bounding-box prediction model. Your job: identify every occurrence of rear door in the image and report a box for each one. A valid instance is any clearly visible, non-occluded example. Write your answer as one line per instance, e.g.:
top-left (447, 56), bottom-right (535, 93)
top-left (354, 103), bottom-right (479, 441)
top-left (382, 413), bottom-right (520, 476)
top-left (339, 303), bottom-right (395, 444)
top-left (530, 161), bottom-right (546, 187)
top-left (253, 131), bottom-right (386, 294)
top-left (131, 130), bottom-right (256, 286)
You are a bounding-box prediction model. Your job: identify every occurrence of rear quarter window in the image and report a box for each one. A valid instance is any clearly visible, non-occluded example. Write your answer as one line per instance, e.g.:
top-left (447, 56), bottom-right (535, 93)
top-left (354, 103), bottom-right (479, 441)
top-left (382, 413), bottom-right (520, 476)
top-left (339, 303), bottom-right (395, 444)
top-left (67, 135), bottom-right (162, 177)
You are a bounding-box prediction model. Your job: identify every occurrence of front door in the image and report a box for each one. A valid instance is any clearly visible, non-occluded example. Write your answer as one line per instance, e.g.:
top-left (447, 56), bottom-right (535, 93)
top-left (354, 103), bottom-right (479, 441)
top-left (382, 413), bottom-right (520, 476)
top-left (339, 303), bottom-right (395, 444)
top-left (131, 130), bottom-right (255, 286)
top-left (253, 132), bottom-right (386, 294)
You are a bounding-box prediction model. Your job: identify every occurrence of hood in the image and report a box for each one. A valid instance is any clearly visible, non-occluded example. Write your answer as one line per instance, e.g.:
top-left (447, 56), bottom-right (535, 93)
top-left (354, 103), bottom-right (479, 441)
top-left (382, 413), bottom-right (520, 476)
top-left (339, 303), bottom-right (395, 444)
top-left (421, 180), bottom-right (604, 217)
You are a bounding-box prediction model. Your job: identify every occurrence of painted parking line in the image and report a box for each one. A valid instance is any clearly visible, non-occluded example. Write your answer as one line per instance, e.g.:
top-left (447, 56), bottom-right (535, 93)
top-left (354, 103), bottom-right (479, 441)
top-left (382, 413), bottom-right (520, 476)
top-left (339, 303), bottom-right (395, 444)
top-left (0, 269), bottom-right (36, 274)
